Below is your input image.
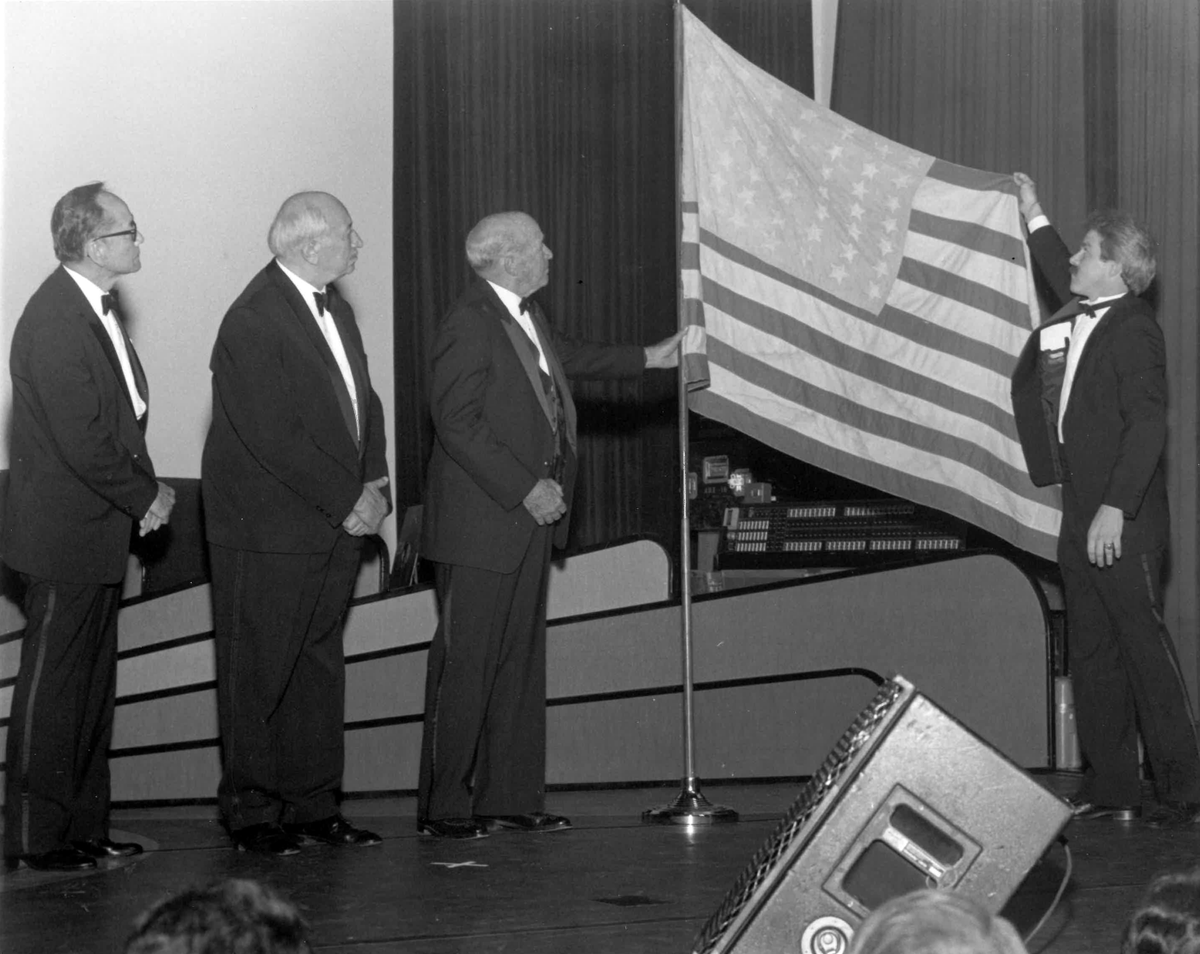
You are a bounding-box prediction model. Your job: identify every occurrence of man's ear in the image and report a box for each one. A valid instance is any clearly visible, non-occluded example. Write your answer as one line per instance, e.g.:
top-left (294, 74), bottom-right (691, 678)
top-left (83, 238), bottom-right (104, 268)
top-left (300, 238), bottom-right (322, 266)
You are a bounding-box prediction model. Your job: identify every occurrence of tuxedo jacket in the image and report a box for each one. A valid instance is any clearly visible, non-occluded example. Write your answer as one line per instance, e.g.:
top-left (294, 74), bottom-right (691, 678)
top-left (202, 260), bottom-right (388, 554)
top-left (3, 266), bottom-right (158, 584)
top-left (1010, 226), bottom-right (1168, 553)
top-left (421, 279), bottom-right (645, 575)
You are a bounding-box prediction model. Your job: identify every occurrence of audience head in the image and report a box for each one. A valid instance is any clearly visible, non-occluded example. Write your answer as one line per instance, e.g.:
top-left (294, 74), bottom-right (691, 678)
top-left (124, 879), bottom-right (310, 954)
top-left (465, 211), bottom-right (552, 296)
top-left (268, 192), bottom-right (361, 286)
top-left (1122, 868), bottom-right (1200, 954)
top-left (847, 889), bottom-right (1027, 954)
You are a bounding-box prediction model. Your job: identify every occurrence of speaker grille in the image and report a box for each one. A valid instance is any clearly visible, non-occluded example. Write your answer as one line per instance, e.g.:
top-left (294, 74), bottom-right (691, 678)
top-left (691, 678), bottom-right (907, 954)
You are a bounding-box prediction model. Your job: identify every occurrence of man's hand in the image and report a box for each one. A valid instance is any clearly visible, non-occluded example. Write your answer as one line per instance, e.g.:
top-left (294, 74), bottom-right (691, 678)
top-left (139, 481), bottom-right (175, 536)
top-left (523, 478), bottom-right (567, 526)
top-left (1012, 172), bottom-right (1042, 221)
top-left (1087, 503), bottom-right (1124, 567)
top-left (644, 330), bottom-right (687, 369)
top-left (343, 476), bottom-right (390, 537)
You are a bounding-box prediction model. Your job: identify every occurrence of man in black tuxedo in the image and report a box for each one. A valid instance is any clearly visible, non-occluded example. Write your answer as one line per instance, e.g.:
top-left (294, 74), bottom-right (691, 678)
top-left (1011, 173), bottom-right (1200, 827)
top-left (418, 211), bottom-right (682, 838)
top-left (202, 192), bottom-right (390, 855)
top-left (3, 183), bottom-right (175, 872)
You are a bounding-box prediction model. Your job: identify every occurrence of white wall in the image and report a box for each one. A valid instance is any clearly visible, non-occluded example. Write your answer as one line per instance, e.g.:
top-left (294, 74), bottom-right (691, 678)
top-left (1, 0), bottom-right (396, 551)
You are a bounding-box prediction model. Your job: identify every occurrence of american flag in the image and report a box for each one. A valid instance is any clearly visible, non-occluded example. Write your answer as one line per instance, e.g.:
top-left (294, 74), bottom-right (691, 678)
top-left (679, 6), bottom-right (1061, 559)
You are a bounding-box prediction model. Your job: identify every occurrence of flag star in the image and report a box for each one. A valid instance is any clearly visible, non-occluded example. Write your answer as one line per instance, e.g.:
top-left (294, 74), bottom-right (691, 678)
top-left (763, 237), bottom-right (781, 253)
top-left (862, 162), bottom-right (879, 179)
top-left (873, 260), bottom-right (890, 277)
top-left (849, 202), bottom-right (865, 219)
top-left (840, 126), bottom-right (854, 140)
top-left (867, 282), bottom-right (883, 300)
top-left (709, 172), bottom-right (728, 191)
top-left (748, 167), bottom-right (763, 183)
top-left (883, 218), bottom-right (897, 233)
top-left (840, 244), bottom-right (858, 263)
top-left (906, 155), bottom-right (922, 168)
top-left (738, 188), bottom-right (756, 203)
top-left (848, 223), bottom-right (862, 240)
top-left (893, 174), bottom-right (912, 188)
top-left (799, 107), bottom-right (816, 122)
top-left (770, 212), bottom-right (786, 229)
top-left (879, 238), bottom-right (895, 255)
top-left (777, 188), bottom-right (794, 202)
top-left (851, 181), bottom-right (868, 199)
top-left (829, 264), bottom-right (848, 283)
top-left (717, 149), bottom-right (735, 169)
top-left (818, 187), bottom-right (829, 199)
top-left (821, 166), bottom-right (833, 180)
top-left (730, 211), bottom-right (748, 228)
top-left (827, 144), bottom-right (844, 160)
top-left (879, 143), bottom-right (891, 157)
top-left (806, 224), bottom-right (823, 242)
top-left (756, 141), bottom-right (770, 158)
top-left (886, 196), bottom-right (901, 212)
top-left (815, 204), bottom-right (829, 221)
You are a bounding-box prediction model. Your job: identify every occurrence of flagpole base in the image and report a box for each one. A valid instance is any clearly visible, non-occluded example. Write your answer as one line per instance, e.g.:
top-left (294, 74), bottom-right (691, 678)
top-left (642, 785), bottom-right (739, 826)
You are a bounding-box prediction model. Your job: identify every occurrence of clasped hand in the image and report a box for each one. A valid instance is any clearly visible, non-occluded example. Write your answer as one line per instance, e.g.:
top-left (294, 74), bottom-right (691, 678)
top-left (523, 478), bottom-right (567, 526)
top-left (139, 481), bottom-right (175, 536)
top-left (343, 476), bottom-right (390, 537)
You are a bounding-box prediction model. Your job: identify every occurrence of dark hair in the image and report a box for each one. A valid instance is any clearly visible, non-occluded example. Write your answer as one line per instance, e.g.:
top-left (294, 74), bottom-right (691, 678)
top-left (125, 879), bottom-right (310, 954)
top-left (51, 181), bottom-right (109, 263)
top-left (1085, 208), bottom-right (1157, 295)
top-left (1122, 869), bottom-right (1200, 954)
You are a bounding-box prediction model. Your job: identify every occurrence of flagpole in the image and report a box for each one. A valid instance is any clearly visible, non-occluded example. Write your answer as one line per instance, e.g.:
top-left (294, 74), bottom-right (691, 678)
top-left (643, 1), bottom-right (737, 827)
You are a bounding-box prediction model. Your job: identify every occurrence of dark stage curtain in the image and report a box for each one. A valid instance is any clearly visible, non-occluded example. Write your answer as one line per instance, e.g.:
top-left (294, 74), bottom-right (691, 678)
top-left (393, 0), bottom-right (813, 558)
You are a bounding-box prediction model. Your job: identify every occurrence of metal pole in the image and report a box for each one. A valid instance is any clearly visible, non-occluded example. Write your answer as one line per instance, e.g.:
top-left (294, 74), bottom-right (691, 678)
top-left (643, 1), bottom-right (738, 827)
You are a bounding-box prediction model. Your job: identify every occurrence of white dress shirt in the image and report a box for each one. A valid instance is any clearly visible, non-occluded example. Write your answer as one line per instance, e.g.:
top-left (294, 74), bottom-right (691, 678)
top-left (489, 281), bottom-right (549, 374)
top-left (277, 260), bottom-right (359, 437)
top-left (64, 266), bottom-right (147, 419)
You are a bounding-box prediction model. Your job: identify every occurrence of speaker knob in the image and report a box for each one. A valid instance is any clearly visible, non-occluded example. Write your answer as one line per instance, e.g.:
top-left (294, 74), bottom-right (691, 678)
top-left (800, 916), bottom-right (854, 954)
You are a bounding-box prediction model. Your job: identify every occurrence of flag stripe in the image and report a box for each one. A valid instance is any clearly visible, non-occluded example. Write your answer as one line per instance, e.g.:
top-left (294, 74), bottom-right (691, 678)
top-left (701, 350), bottom-right (1060, 531)
top-left (690, 386), bottom-right (1060, 555)
top-left (685, 234), bottom-right (1021, 376)
top-left (702, 331), bottom-right (1030, 483)
top-left (926, 159), bottom-right (1014, 193)
top-left (698, 277), bottom-right (1022, 438)
top-left (896, 258), bottom-right (1030, 328)
top-left (908, 210), bottom-right (1027, 267)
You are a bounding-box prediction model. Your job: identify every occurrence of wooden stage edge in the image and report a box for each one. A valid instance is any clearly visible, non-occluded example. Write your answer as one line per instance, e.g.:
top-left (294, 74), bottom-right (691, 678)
top-left (4, 775), bottom-right (1197, 954)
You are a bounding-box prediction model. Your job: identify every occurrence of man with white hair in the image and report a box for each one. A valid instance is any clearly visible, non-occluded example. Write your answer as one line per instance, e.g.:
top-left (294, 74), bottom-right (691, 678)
top-left (417, 211), bottom-right (682, 838)
top-left (202, 192), bottom-right (390, 855)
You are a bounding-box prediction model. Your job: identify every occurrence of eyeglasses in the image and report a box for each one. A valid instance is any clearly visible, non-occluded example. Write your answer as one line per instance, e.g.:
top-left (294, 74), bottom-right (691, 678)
top-left (92, 223), bottom-right (139, 242)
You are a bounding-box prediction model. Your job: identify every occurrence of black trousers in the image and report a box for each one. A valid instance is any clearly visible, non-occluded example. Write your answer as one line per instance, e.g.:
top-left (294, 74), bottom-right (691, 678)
top-left (418, 527), bottom-right (553, 821)
top-left (210, 535), bottom-right (362, 830)
top-left (1059, 532), bottom-right (1200, 806)
top-left (3, 576), bottom-right (121, 857)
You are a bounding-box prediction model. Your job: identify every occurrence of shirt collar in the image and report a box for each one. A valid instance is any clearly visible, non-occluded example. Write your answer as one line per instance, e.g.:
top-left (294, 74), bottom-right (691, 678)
top-left (1081, 292), bottom-right (1125, 309)
top-left (63, 265), bottom-right (109, 318)
top-left (277, 259), bottom-right (326, 303)
top-left (487, 280), bottom-right (525, 321)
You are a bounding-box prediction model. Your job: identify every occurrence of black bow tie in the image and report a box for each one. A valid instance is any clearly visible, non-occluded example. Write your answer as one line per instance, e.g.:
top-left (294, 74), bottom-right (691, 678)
top-left (518, 296), bottom-right (535, 316)
top-left (313, 291), bottom-right (328, 317)
top-left (100, 292), bottom-right (117, 316)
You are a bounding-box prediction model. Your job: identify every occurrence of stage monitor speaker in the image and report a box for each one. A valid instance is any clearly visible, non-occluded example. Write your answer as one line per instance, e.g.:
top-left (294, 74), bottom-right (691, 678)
top-left (692, 674), bottom-right (1071, 954)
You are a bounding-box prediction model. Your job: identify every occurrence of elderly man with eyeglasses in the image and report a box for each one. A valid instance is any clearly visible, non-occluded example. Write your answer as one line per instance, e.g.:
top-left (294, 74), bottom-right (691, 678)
top-left (3, 182), bottom-right (174, 872)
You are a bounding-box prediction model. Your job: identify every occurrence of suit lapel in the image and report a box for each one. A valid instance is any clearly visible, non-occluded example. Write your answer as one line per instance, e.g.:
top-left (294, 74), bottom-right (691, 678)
top-left (528, 305), bottom-right (577, 451)
top-left (266, 262), bottom-right (360, 446)
top-left (58, 269), bottom-right (144, 419)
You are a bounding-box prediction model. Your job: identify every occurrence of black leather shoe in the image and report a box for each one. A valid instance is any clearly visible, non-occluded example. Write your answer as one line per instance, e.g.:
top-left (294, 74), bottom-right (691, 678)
top-left (15, 847), bottom-right (98, 871)
top-left (284, 815), bottom-right (382, 847)
top-left (73, 837), bottom-right (144, 858)
top-left (477, 812), bottom-right (572, 833)
top-left (229, 823), bottom-right (302, 856)
top-left (1145, 801), bottom-right (1200, 829)
top-left (417, 817), bottom-right (489, 839)
top-left (1066, 797), bottom-right (1140, 822)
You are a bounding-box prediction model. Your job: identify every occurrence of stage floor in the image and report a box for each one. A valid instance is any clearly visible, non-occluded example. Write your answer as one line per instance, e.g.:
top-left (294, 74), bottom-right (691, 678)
top-left (1, 776), bottom-right (1191, 954)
